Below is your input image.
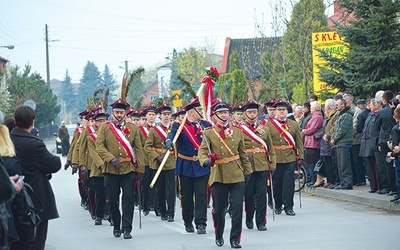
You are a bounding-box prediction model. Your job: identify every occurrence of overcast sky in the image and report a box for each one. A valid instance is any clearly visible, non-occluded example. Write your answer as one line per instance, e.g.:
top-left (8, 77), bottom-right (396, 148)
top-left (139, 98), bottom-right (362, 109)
top-left (0, 0), bottom-right (297, 83)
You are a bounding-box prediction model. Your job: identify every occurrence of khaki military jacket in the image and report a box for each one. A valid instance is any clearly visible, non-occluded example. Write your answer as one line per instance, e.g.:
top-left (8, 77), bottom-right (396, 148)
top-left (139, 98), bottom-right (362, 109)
top-left (72, 127), bottom-right (86, 165)
top-left (266, 119), bottom-right (304, 163)
top-left (78, 128), bottom-right (90, 169)
top-left (139, 124), bottom-right (153, 166)
top-left (96, 122), bottom-right (145, 174)
top-left (87, 128), bottom-right (105, 177)
top-left (67, 130), bottom-right (80, 162)
top-left (241, 122), bottom-right (276, 171)
top-left (144, 125), bottom-right (176, 171)
top-left (199, 125), bottom-right (252, 185)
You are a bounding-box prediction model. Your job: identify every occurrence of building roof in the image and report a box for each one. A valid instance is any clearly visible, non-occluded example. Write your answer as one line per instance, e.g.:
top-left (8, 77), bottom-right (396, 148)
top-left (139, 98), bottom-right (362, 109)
top-left (221, 37), bottom-right (281, 79)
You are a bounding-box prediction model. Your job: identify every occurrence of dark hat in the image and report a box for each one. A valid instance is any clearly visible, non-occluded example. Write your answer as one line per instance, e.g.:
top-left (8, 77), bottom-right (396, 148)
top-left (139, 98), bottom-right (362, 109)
top-left (126, 108), bottom-right (139, 118)
top-left (232, 104), bottom-right (244, 113)
top-left (156, 104), bottom-right (172, 114)
top-left (79, 109), bottom-right (90, 119)
top-left (264, 98), bottom-right (277, 109)
top-left (356, 99), bottom-right (366, 105)
top-left (110, 99), bottom-right (130, 111)
top-left (183, 97), bottom-right (202, 111)
top-left (138, 107), bottom-right (147, 119)
top-left (145, 105), bottom-right (157, 114)
top-left (85, 110), bottom-right (96, 120)
top-left (272, 101), bottom-right (288, 109)
top-left (92, 109), bottom-right (110, 121)
top-left (244, 100), bottom-right (260, 111)
top-left (213, 102), bottom-right (231, 112)
top-left (172, 109), bottom-right (185, 119)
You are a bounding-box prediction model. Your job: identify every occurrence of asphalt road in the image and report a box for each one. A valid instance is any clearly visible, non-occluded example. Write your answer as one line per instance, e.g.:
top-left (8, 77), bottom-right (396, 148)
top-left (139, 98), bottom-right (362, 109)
top-left (43, 141), bottom-right (399, 250)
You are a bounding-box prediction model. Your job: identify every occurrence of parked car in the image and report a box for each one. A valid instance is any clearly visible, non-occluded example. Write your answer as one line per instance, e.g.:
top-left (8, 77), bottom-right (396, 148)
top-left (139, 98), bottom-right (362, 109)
top-left (55, 124), bottom-right (77, 154)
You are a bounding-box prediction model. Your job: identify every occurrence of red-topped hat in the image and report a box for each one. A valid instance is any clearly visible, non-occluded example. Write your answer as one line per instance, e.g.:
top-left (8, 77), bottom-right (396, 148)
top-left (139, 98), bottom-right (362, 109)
top-left (145, 104), bottom-right (157, 114)
top-left (92, 108), bottom-right (110, 121)
top-left (213, 102), bottom-right (231, 112)
top-left (264, 98), bottom-right (277, 108)
top-left (272, 100), bottom-right (288, 109)
top-left (183, 97), bottom-right (201, 111)
top-left (126, 108), bottom-right (139, 118)
top-left (172, 109), bottom-right (186, 118)
top-left (155, 104), bottom-right (172, 114)
top-left (244, 100), bottom-right (260, 111)
top-left (78, 109), bottom-right (90, 119)
top-left (110, 98), bottom-right (130, 111)
top-left (233, 104), bottom-right (244, 112)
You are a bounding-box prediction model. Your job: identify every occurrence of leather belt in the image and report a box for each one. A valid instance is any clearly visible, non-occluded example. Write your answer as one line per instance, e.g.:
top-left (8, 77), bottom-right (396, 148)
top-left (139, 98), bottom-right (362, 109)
top-left (178, 153), bottom-right (198, 161)
top-left (246, 148), bottom-right (266, 153)
top-left (215, 155), bottom-right (240, 164)
top-left (273, 145), bottom-right (294, 150)
top-left (153, 147), bottom-right (175, 155)
top-left (119, 157), bottom-right (131, 162)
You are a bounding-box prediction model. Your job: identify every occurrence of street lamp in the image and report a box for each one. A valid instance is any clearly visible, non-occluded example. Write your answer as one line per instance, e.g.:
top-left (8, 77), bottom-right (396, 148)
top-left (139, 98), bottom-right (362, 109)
top-left (0, 45), bottom-right (14, 50)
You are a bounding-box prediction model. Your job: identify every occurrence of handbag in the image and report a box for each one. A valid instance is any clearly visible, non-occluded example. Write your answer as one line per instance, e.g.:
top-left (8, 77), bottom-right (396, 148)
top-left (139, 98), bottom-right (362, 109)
top-left (13, 183), bottom-right (43, 227)
top-left (314, 157), bottom-right (325, 177)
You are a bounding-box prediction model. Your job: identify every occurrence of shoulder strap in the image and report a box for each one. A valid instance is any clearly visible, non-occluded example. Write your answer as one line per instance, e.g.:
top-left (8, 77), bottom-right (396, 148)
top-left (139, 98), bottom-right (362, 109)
top-left (211, 128), bottom-right (234, 156)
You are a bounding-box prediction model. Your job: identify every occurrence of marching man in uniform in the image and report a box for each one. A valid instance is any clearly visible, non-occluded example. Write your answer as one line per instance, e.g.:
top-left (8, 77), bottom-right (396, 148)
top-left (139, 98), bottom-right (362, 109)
top-left (144, 104), bottom-right (176, 222)
top-left (198, 102), bottom-right (252, 249)
top-left (240, 100), bottom-right (276, 231)
top-left (165, 97), bottom-right (211, 234)
top-left (266, 101), bottom-right (304, 216)
top-left (96, 99), bottom-right (145, 239)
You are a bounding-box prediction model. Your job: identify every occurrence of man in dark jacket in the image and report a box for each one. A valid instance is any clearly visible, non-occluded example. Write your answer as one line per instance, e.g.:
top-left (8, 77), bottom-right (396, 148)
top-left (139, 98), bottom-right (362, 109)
top-left (372, 90), bottom-right (396, 194)
top-left (10, 106), bottom-right (61, 250)
top-left (331, 98), bottom-right (354, 190)
top-left (58, 121), bottom-right (70, 156)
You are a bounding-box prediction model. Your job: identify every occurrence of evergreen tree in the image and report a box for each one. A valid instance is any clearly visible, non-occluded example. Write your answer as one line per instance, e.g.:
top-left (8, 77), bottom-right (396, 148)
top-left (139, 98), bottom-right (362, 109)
top-left (102, 64), bottom-right (118, 102)
top-left (7, 65), bottom-right (60, 127)
top-left (60, 70), bottom-right (76, 114)
top-left (283, 0), bottom-right (328, 103)
top-left (218, 52), bottom-right (248, 104)
top-left (77, 61), bottom-right (102, 109)
top-left (318, 0), bottom-right (400, 97)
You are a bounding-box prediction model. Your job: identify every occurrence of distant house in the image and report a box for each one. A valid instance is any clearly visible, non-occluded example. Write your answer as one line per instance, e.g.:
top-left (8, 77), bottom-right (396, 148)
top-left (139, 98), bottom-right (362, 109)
top-left (328, 0), bottom-right (355, 29)
top-left (221, 37), bottom-right (281, 99)
top-left (0, 56), bottom-right (9, 88)
top-left (141, 81), bottom-right (159, 106)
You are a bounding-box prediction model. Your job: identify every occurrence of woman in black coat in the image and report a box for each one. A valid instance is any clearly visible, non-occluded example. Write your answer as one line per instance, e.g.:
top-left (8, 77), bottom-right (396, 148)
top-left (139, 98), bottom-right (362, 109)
top-left (10, 106), bottom-right (61, 250)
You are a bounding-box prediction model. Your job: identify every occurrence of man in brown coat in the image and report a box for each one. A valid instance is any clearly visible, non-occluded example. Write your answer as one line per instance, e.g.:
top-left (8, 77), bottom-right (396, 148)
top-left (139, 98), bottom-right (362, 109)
top-left (144, 104), bottom-right (176, 222)
top-left (199, 102), bottom-right (252, 248)
top-left (96, 99), bottom-right (145, 239)
top-left (240, 100), bottom-right (276, 231)
top-left (266, 101), bottom-right (304, 216)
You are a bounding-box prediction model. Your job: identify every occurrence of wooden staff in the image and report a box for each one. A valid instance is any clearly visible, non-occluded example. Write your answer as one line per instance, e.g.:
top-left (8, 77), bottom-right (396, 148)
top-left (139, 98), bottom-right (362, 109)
top-left (150, 83), bottom-right (206, 188)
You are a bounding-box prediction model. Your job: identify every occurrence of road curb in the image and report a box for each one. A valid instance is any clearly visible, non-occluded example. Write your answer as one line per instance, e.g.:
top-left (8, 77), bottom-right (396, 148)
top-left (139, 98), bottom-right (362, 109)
top-left (303, 185), bottom-right (400, 213)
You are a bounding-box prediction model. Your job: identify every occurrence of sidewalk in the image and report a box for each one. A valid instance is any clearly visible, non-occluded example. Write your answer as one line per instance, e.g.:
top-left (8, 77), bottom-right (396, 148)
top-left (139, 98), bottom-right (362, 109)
top-left (302, 182), bottom-right (400, 213)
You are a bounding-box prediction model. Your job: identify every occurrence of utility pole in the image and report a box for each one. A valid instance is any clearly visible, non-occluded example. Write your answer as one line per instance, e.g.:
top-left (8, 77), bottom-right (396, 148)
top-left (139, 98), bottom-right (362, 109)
top-left (45, 24), bottom-right (59, 90)
top-left (125, 60), bottom-right (128, 76)
top-left (45, 24), bottom-right (50, 89)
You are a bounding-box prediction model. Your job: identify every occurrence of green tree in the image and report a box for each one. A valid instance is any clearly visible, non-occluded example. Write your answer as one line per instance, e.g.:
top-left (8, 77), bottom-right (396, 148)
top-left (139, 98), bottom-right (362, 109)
top-left (283, 0), bottom-right (328, 103)
top-left (102, 64), bottom-right (118, 101)
top-left (176, 47), bottom-right (207, 88)
top-left (77, 61), bottom-right (102, 109)
top-left (7, 65), bottom-right (60, 127)
top-left (60, 70), bottom-right (76, 114)
top-left (218, 52), bottom-right (249, 104)
top-left (318, 0), bottom-right (400, 97)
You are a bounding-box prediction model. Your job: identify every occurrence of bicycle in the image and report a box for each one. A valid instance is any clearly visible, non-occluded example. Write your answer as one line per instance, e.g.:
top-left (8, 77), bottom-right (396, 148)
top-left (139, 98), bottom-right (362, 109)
top-left (294, 164), bottom-right (307, 192)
